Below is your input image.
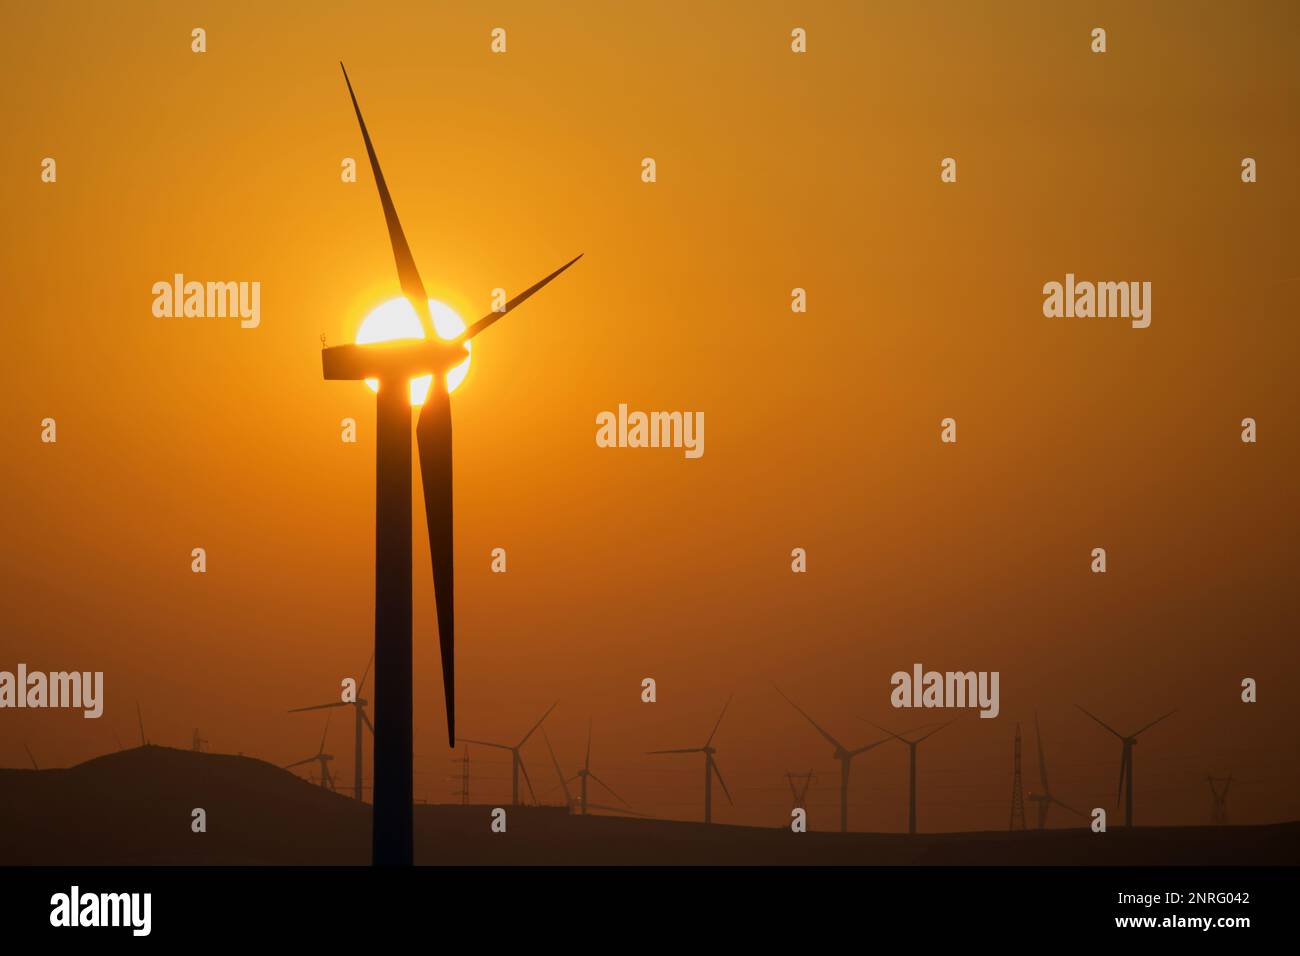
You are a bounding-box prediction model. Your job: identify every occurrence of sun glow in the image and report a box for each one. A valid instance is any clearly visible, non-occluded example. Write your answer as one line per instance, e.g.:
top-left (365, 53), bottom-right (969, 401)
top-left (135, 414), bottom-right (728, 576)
top-left (356, 297), bottom-right (471, 404)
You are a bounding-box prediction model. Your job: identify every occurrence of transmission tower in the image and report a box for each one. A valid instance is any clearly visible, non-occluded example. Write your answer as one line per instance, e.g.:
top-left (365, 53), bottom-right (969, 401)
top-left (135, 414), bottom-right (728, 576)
top-left (1206, 774), bottom-right (1232, 825)
top-left (450, 748), bottom-right (470, 805)
top-left (1009, 722), bottom-right (1027, 831)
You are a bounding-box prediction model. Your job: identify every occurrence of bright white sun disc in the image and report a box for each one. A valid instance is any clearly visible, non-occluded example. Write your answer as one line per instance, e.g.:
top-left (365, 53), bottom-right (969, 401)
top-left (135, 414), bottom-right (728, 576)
top-left (355, 297), bottom-right (471, 404)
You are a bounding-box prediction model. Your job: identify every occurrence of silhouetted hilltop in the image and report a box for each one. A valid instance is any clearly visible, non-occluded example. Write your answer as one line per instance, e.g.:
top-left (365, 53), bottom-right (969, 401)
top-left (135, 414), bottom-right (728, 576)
top-left (1, 747), bottom-right (1296, 865)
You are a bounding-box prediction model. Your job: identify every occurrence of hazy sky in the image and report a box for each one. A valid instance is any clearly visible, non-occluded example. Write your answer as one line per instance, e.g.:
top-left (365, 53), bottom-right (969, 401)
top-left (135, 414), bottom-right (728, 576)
top-left (1, 1), bottom-right (1296, 833)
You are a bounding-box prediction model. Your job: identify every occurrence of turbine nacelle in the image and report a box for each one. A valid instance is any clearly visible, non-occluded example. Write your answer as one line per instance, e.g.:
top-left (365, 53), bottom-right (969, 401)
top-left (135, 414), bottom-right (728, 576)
top-left (322, 338), bottom-right (470, 383)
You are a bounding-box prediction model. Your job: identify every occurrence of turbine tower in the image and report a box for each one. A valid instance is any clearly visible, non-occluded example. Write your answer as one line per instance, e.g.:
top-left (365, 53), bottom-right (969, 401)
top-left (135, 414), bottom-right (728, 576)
top-left (1077, 705), bottom-right (1175, 827)
top-left (461, 702), bottom-right (558, 806)
top-left (1026, 712), bottom-right (1084, 829)
top-left (320, 64), bottom-right (582, 865)
top-left (868, 717), bottom-right (959, 835)
top-left (284, 715), bottom-right (337, 791)
top-left (1206, 774), bottom-right (1233, 825)
top-left (776, 686), bottom-right (890, 833)
top-left (648, 698), bottom-right (733, 824)
top-left (136, 703), bottom-right (148, 747)
top-left (289, 653), bottom-right (375, 801)
top-left (570, 720), bottom-right (630, 815)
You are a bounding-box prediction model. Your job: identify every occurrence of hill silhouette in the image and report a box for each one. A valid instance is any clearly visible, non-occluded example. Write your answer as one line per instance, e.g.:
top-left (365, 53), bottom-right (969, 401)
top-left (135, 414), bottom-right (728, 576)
top-left (1, 747), bottom-right (1295, 865)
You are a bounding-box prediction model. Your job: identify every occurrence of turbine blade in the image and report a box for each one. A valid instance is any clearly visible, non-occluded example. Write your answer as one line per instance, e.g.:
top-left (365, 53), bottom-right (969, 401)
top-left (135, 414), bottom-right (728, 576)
top-left (1116, 747), bottom-right (1130, 808)
top-left (774, 685), bottom-right (846, 752)
top-left (284, 757), bottom-right (316, 770)
top-left (647, 748), bottom-right (702, 755)
top-left (1132, 710), bottom-right (1175, 738)
top-left (517, 701), bottom-right (559, 748)
top-left (23, 744), bottom-right (38, 770)
top-left (358, 651), bottom-right (374, 695)
top-left (915, 716), bottom-right (961, 744)
top-left (585, 718), bottom-right (592, 772)
top-left (288, 702), bottom-right (347, 713)
top-left (705, 695), bottom-right (732, 747)
top-left (849, 735), bottom-right (893, 757)
top-left (589, 772), bottom-right (629, 806)
top-left (415, 384), bottom-right (456, 746)
top-left (339, 62), bottom-right (432, 335)
top-left (518, 754), bottom-right (538, 804)
top-left (460, 255), bottom-right (583, 343)
top-left (457, 738), bottom-right (512, 751)
top-left (863, 719), bottom-right (908, 744)
top-left (1076, 704), bottom-right (1125, 740)
top-left (712, 759), bottom-right (734, 806)
top-left (1051, 796), bottom-right (1085, 817)
top-left (542, 728), bottom-right (572, 805)
top-left (1034, 712), bottom-right (1050, 793)
top-left (318, 712), bottom-right (332, 755)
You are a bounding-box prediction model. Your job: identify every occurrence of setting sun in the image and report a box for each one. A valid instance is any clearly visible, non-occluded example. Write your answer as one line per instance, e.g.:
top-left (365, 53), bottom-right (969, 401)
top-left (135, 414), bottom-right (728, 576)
top-left (356, 297), bottom-right (471, 404)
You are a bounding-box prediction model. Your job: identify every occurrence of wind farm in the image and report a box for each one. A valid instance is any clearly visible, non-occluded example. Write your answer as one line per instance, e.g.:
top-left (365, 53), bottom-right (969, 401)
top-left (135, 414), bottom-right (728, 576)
top-left (2, 4), bottom-right (1296, 890)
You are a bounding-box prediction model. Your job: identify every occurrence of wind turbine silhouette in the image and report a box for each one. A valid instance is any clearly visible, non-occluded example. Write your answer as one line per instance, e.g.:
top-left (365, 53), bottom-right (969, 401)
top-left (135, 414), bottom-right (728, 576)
top-left (1206, 773), bottom-right (1233, 825)
top-left (785, 770), bottom-right (816, 809)
top-left (776, 686), bottom-right (889, 833)
top-left (460, 701), bottom-right (558, 806)
top-left (1026, 712), bottom-right (1083, 829)
top-left (320, 63), bottom-right (581, 865)
top-left (648, 697), bottom-right (733, 824)
top-left (289, 654), bottom-right (375, 801)
top-left (570, 720), bottom-right (630, 815)
top-left (1077, 705), bottom-right (1174, 827)
top-left (866, 717), bottom-right (959, 835)
top-left (284, 715), bottom-right (336, 791)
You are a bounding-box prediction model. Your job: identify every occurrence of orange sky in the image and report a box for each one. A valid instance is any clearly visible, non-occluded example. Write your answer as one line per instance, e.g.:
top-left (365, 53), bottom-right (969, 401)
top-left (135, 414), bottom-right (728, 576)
top-left (1, 1), bottom-right (1297, 833)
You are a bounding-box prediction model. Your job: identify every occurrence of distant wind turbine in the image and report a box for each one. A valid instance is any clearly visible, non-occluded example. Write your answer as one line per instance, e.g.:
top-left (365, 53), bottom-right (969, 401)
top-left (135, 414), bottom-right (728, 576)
top-left (569, 720), bottom-right (631, 815)
top-left (290, 653), bottom-right (375, 801)
top-left (1077, 705), bottom-right (1175, 827)
top-left (1027, 712), bottom-right (1083, 829)
top-left (284, 715), bottom-right (337, 790)
top-left (866, 716), bottom-right (960, 835)
top-left (648, 697), bottom-right (733, 824)
top-left (1206, 773), bottom-right (1233, 825)
top-left (460, 702), bottom-right (558, 805)
top-left (776, 686), bottom-right (890, 833)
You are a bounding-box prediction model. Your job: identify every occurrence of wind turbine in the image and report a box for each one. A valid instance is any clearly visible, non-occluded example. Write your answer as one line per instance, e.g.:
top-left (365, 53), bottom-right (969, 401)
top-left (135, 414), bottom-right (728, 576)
top-left (1206, 773), bottom-right (1233, 825)
top-left (1077, 705), bottom-right (1174, 827)
top-left (285, 715), bottom-right (337, 791)
top-left (785, 770), bottom-right (816, 816)
top-left (866, 716), bottom-right (960, 835)
top-left (648, 697), bottom-right (733, 824)
top-left (460, 701), bottom-right (558, 806)
top-left (289, 654), bottom-right (375, 801)
top-left (570, 720), bottom-right (631, 815)
top-left (776, 686), bottom-right (890, 833)
top-left (320, 63), bottom-right (582, 867)
top-left (1026, 712), bottom-right (1083, 829)
top-left (541, 728), bottom-right (574, 810)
